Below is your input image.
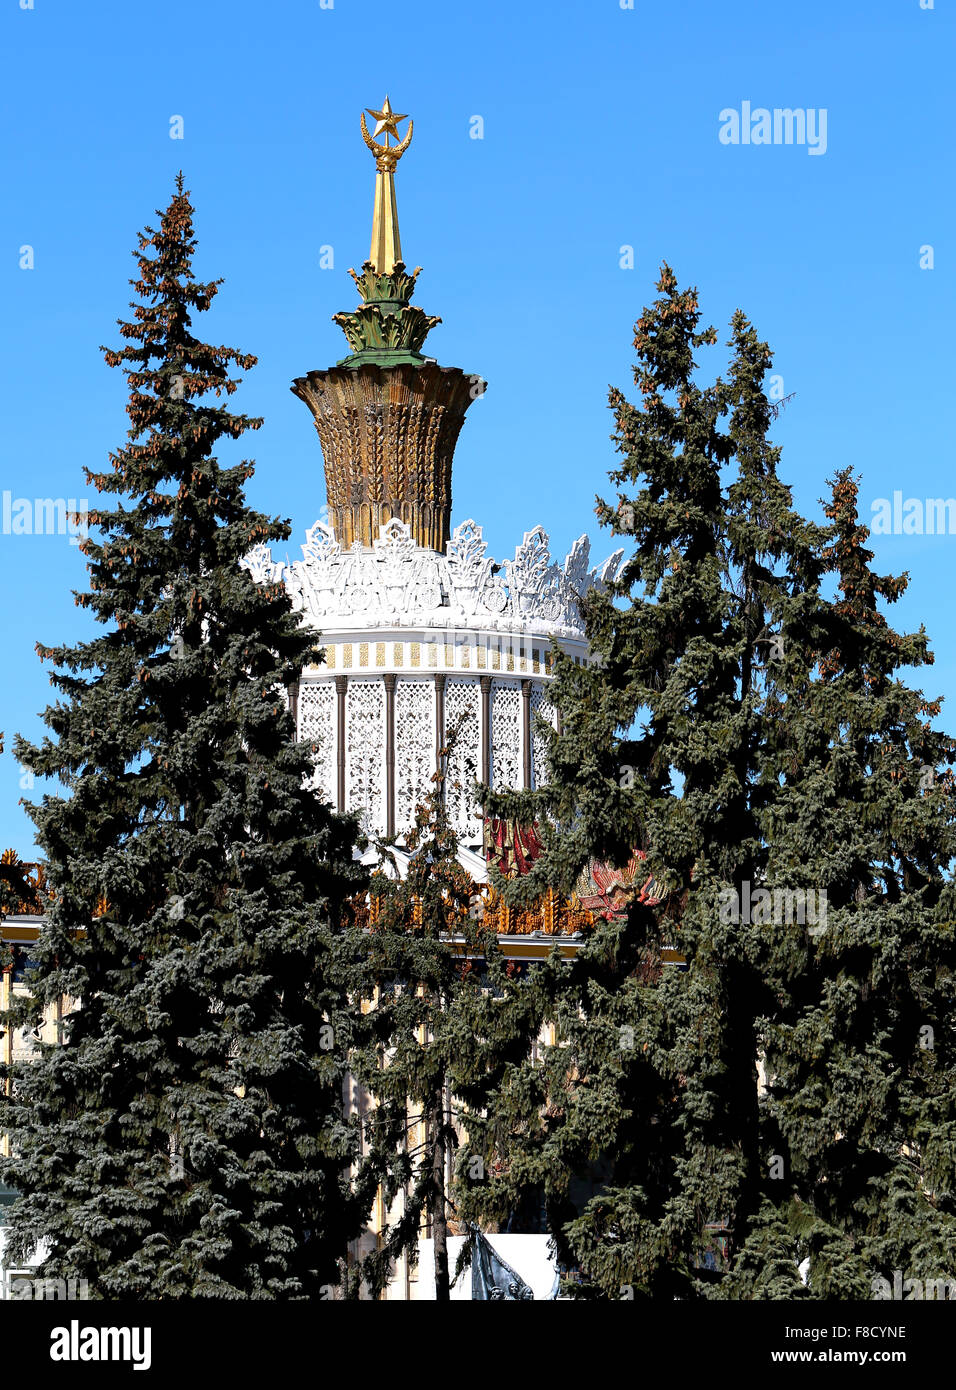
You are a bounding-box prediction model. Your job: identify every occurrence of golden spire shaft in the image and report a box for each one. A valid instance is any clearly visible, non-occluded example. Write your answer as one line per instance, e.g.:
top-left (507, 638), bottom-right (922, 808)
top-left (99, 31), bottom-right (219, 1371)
top-left (361, 96), bottom-right (413, 274)
top-left (370, 163), bottom-right (402, 272)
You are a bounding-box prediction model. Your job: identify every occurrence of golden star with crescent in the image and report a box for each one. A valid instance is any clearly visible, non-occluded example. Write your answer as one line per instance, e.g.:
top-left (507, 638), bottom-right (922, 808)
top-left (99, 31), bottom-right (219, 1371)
top-left (366, 95), bottom-right (408, 144)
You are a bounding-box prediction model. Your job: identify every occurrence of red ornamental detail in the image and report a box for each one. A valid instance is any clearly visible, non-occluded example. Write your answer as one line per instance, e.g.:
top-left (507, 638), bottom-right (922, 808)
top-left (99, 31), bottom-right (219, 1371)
top-left (574, 852), bottom-right (661, 921)
top-left (482, 817), bottom-right (545, 878)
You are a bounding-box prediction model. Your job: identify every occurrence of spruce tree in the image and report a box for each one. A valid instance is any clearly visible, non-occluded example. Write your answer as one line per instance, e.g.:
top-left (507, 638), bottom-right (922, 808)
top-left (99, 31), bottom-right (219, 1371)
top-left (745, 468), bottom-right (956, 1297)
top-left (463, 275), bottom-right (855, 1299)
top-left (466, 266), bottom-right (759, 1296)
top-left (698, 310), bottom-right (831, 1299)
top-left (1, 178), bottom-right (366, 1298)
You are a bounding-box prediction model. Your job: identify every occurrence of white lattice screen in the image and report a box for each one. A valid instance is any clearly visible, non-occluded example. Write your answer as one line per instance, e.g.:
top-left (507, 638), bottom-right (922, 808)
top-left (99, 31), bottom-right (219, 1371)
top-left (298, 680), bottom-right (336, 803)
top-left (491, 680), bottom-right (522, 790)
top-left (445, 678), bottom-right (482, 842)
top-left (346, 679), bottom-right (385, 835)
top-left (395, 680), bottom-right (435, 833)
top-left (530, 683), bottom-right (555, 789)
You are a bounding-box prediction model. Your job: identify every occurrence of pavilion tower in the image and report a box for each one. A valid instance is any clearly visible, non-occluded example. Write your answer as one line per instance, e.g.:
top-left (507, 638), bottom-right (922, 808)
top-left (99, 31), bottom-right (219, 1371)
top-left (242, 98), bottom-right (622, 855)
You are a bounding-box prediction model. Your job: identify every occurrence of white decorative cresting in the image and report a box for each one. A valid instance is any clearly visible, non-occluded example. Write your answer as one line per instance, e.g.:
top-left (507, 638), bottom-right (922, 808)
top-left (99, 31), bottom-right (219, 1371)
top-left (241, 518), bottom-right (624, 640)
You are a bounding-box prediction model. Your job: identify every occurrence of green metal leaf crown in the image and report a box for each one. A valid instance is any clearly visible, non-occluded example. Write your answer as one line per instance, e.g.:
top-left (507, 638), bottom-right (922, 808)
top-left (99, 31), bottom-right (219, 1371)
top-left (333, 261), bottom-right (441, 367)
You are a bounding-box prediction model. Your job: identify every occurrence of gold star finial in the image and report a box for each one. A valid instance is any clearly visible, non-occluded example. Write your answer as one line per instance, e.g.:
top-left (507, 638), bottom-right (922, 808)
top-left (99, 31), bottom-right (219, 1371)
top-left (359, 97), bottom-right (414, 273)
top-left (366, 95), bottom-right (409, 145)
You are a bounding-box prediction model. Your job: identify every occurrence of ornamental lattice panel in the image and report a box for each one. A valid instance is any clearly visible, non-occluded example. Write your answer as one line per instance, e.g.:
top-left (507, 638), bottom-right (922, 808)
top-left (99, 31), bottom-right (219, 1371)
top-left (395, 679), bottom-right (435, 832)
top-left (530, 684), bottom-right (555, 789)
top-left (298, 680), bottom-right (336, 802)
top-left (445, 678), bottom-right (481, 841)
top-left (347, 679), bottom-right (385, 834)
top-left (491, 680), bottom-right (522, 790)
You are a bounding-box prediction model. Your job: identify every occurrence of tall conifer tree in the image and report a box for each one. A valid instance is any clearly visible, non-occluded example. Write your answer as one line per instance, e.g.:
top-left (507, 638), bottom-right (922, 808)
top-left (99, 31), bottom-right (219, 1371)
top-left (467, 267), bottom-right (760, 1296)
top-left (744, 469), bottom-right (956, 1297)
top-left (1, 179), bottom-right (366, 1298)
top-left (464, 274), bottom-right (940, 1300)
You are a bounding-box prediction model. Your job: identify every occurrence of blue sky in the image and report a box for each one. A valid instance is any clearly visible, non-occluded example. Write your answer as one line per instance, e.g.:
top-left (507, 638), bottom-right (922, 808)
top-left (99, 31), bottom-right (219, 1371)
top-left (1, 0), bottom-right (952, 855)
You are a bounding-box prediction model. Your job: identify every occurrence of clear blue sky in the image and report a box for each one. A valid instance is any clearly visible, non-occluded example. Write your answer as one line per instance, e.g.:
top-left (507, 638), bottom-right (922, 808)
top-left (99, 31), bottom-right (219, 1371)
top-left (1, 0), bottom-right (952, 856)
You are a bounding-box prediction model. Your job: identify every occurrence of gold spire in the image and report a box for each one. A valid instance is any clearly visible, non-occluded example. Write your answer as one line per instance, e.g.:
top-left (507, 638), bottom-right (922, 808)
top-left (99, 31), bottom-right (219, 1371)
top-left (360, 95), bottom-right (413, 274)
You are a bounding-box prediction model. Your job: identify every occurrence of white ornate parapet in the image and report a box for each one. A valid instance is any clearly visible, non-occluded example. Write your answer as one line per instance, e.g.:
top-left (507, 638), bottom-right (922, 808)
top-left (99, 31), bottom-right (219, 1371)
top-left (242, 517), bottom-right (623, 641)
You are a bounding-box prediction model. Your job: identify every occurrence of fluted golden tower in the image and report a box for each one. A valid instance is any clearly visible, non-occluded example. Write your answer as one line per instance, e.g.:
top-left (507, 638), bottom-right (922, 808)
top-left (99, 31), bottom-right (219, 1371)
top-left (292, 98), bottom-right (480, 552)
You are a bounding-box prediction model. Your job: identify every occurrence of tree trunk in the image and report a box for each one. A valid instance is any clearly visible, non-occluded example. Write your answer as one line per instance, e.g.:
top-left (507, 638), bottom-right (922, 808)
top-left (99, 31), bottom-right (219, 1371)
top-left (430, 1092), bottom-right (450, 1301)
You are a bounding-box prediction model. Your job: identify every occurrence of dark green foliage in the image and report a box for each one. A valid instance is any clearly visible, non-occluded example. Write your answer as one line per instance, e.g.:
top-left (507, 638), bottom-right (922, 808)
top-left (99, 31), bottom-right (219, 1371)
top-left (471, 265), bottom-right (762, 1296)
top-left (1, 179), bottom-right (367, 1298)
top-left (746, 468), bottom-right (956, 1297)
top-left (470, 267), bottom-right (956, 1300)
